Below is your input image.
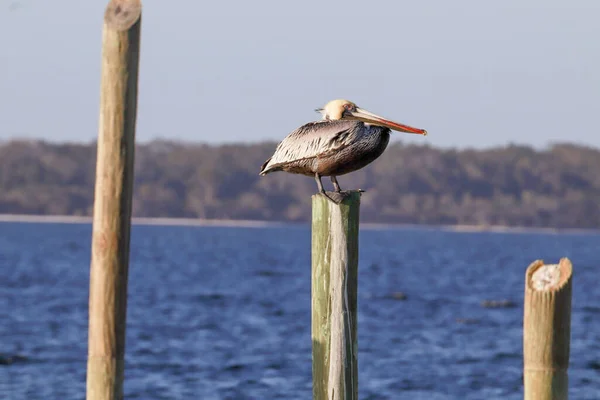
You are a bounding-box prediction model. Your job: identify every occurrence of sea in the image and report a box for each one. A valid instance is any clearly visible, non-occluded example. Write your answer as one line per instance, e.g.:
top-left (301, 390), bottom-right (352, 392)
top-left (1, 221), bottom-right (599, 399)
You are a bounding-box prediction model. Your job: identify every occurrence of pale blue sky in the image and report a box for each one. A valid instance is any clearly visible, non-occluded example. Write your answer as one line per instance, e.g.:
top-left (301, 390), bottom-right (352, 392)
top-left (1, 0), bottom-right (598, 149)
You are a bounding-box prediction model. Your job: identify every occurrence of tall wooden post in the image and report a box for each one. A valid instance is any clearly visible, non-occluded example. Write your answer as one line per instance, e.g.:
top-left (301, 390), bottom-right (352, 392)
top-left (311, 192), bottom-right (361, 400)
top-left (523, 258), bottom-right (573, 400)
top-left (86, 1), bottom-right (142, 399)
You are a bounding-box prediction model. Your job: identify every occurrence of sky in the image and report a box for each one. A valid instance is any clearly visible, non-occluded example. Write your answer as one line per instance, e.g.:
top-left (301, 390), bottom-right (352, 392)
top-left (0, 0), bottom-right (598, 149)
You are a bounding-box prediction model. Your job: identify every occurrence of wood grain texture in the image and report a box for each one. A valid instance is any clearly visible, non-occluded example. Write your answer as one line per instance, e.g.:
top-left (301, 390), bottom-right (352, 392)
top-left (523, 258), bottom-right (573, 400)
top-left (86, 1), bottom-right (141, 399)
top-left (311, 192), bottom-right (360, 400)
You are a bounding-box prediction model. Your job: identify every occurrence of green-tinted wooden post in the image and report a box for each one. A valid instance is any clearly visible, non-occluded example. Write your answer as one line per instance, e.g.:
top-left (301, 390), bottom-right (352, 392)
top-left (523, 258), bottom-right (573, 400)
top-left (311, 191), bottom-right (361, 400)
top-left (86, 1), bottom-right (142, 399)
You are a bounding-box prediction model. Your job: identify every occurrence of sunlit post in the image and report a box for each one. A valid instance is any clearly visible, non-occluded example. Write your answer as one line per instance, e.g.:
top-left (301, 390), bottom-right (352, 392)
top-left (86, 1), bottom-right (142, 399)
top-left (311, 192), bottom-right (360, 400)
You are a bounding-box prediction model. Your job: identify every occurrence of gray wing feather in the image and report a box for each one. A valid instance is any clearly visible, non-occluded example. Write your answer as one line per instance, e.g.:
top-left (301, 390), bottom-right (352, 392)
top-left (261, 120), bottom-right (360, 173)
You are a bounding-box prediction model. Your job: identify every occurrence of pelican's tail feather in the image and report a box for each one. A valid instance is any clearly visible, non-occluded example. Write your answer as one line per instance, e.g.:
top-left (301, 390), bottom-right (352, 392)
top-left (259, 158), bottom-right (273, 176)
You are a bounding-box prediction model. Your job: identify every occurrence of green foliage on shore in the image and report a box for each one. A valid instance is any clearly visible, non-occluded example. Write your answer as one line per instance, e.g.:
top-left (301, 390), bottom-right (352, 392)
top-left (1, 139), bottom-right (599, 228)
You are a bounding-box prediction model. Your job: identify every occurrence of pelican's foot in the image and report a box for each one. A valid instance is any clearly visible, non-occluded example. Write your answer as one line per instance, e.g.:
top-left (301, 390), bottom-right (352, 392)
top-left (318, 190), bottom-right (363, 204)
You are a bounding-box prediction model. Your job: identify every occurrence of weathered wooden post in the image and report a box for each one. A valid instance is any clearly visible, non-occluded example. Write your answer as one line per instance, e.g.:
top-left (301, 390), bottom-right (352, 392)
top-left (86, 1), bottom-right (142, 399)
top-left (311, 192), bottom-right (361, 400)
top-left (523, 258), bottom-right (573, 400)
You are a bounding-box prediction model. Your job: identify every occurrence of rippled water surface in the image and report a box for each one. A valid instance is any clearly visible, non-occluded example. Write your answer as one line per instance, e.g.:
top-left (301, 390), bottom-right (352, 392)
top-left (2, 222), bottom-right (600, 399)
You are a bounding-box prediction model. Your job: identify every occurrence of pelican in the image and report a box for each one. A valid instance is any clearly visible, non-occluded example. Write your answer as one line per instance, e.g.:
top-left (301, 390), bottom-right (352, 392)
top-left (259, 99), bottom-right (427, 196)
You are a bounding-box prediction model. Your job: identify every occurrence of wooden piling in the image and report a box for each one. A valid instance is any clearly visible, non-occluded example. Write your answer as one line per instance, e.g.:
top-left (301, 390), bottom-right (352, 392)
top-left (523, 258), bottom-right (573, 400)
top-left (86, 1), bottom-right (142, 399)
top-left (311, 192), bottom-right (361, 400)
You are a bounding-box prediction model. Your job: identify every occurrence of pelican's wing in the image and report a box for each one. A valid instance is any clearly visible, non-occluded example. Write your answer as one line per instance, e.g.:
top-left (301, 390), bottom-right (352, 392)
top-left (260, 120), bottom-right (359, 174)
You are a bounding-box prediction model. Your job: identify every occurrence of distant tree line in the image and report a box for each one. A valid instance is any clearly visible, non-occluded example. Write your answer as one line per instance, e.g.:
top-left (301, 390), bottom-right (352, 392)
top-left (0, 139), bottom-right (599, 228)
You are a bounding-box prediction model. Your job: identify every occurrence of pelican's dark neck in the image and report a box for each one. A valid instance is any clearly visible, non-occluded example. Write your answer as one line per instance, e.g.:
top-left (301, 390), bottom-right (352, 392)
top-left (360, 122), bottom-right (391, 135)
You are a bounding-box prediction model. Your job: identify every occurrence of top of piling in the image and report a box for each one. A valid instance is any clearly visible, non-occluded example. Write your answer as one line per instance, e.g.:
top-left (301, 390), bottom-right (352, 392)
top-left (525, 258), bottom-right (572, 292)
top-left (104, 0), bottom-right (142, 31)
top-left (311, 190), bottom-right (362, 205)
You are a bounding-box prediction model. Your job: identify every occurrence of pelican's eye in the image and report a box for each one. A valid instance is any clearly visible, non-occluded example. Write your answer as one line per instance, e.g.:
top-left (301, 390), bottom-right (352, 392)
top-left (342, 103), bottom-right (356, 115)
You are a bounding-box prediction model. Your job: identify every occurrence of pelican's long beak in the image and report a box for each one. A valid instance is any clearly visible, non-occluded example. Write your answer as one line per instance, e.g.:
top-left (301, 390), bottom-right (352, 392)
top-left (349, 108), bottom-right (427, 135)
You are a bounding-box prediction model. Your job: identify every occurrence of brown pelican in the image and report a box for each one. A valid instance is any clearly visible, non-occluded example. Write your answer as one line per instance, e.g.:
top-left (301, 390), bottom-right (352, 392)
top-left (259, 99), bottom-right (427, 196)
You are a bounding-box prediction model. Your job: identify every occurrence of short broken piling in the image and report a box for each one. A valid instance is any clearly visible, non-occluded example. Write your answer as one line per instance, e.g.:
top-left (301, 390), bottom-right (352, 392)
top-left (523, 258), bottom-right (573, 400)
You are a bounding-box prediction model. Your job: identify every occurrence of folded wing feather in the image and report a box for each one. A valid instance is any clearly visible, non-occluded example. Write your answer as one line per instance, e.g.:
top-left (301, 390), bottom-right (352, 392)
top-left (260, 120), bottom-right (360, 174)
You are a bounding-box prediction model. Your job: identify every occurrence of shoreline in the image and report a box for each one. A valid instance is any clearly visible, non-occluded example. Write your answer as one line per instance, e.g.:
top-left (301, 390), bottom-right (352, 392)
top-left (0, 213), bottom-right (598, 235)
top-left (0, 214), bottom-right (283, 228)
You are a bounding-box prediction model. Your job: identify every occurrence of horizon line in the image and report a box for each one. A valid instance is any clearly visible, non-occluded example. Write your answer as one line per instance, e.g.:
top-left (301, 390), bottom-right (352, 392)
top-left (0, 136), bottom-right (598, 152)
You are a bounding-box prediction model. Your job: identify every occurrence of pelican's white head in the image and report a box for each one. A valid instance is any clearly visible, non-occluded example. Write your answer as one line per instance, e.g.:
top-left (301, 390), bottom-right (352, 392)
top-left (316, 99), bottom-right (357, 121)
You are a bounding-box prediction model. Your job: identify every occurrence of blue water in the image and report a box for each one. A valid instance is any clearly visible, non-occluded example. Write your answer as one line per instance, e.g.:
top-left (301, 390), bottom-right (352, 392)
top-left (1, 222), bottom-right (599, 399)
